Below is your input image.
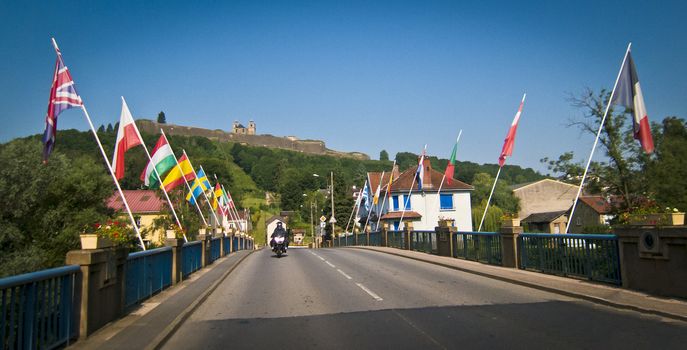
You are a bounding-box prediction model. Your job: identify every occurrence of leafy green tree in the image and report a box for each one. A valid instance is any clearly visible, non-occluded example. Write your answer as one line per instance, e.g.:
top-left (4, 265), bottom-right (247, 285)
top-left (645, 117), bottom-right (687, 210)
top-left (157, 111), bottom-right (167, 124)
top-left (470, 172), bottom-right (519, 215)
top-left (0, 139), bottom-right (113, 277)
top-left (379, 149), bottom-right (389, 161)
top-left (97, 124), bottom-right (105, 133)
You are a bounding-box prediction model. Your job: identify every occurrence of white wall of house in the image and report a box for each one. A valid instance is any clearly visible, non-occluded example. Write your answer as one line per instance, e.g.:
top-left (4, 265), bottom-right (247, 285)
top-left (372, 191), bottom-right (473, 231)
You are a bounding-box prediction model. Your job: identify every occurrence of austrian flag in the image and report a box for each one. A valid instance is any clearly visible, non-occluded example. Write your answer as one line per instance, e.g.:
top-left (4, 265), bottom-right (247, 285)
top-left (611, 49), bottom-right (654, 153)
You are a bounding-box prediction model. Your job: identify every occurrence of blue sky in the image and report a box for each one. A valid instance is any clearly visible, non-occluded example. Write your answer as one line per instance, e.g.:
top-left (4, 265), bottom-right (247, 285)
top-left (1, 1), bottom-right (685, 173)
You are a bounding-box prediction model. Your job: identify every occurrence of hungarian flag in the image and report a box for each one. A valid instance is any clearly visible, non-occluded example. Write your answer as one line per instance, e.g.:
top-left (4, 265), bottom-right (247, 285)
top-left (611, 49), bottom-right (654, 153)
top-left (444, 139), bottom-right (458, 185)
top-left (112, 99), bottom-right (143, 179)
top-left (162, 153), bottom-right (196, 192)
top-left (498, 94), bottom-right (526, 167)
top-left (42, 44), bottom-right (83, 162)
top-left (140, 135), bottom-right (176, 188)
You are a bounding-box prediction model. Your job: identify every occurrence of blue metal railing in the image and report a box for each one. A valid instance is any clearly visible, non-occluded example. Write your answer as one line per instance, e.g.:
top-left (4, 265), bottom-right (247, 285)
top-left (209, 238), bottom-right (222, 263)
top-left (453, 232), bottom-right (502, 266)
top-left (223, 237), bottom-right (231, 255)
top-left (1, 265), bottom-right (80, 350)
top-left (181, 241), bottom-right (203, 279)
top-left (125, 247), bottom-right (173, 307)
top-left (518, 233), bottom-right (621, 285)
top-left (369, 231), bottom-right (382, 246)
top-left (233, 237), bottom-right (239, 252)
top-left (410, 230), bottom-right (437, 254)
top-left (388, 230), bottom-right (405, 249)
top-left (355, 233), bottom-right (367, 246)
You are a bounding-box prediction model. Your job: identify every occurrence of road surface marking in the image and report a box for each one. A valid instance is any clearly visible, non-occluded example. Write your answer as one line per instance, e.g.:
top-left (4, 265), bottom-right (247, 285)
top-left (325, 261), bottom-right (336, 268)
top-left (337, 269), bottom-right (353, 280)
top-left (318, 256), bottom-right (326, 261)
top-left (356, 283), bottom-right (383, 301)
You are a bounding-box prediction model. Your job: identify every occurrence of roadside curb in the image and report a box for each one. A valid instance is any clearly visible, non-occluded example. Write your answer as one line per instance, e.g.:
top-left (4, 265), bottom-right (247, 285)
top-left (346, 246), bottom-right (687, 323)
top-left (146, 249), bottom-right (256, 350)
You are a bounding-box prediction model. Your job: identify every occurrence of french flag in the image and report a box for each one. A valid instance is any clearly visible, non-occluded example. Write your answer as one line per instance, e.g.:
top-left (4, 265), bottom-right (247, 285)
top-left (612, 48), bottom-right (654, 153)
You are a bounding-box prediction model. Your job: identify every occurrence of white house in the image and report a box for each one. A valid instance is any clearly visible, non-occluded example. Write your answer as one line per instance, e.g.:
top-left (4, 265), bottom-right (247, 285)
top-left (361, 158), bottom-right (473, 232)
top-left (265, 215), bottom-right (287, 243)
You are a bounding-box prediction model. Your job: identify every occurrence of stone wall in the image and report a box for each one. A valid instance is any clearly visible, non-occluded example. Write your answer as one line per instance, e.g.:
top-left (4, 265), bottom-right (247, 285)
top-left (137, 120), bottom-right (369, 160)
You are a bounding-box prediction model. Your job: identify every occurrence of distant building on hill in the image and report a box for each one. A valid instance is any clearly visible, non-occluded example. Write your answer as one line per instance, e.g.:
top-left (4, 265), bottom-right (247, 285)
top-left (232, 120), bottom-right (256, 135)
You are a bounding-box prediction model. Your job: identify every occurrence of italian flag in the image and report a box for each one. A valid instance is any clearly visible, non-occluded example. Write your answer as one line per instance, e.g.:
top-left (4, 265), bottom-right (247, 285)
top-left (140, 135), bottom-right (176, 188)
top-left (444, 140), bottom-right (458, 185)
top-left (112, 99), bottom-right (143, 179)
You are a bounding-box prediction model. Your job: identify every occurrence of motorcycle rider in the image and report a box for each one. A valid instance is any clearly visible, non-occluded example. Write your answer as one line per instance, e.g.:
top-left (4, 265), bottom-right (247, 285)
top-left (270, 222), bottom-right (289, 249)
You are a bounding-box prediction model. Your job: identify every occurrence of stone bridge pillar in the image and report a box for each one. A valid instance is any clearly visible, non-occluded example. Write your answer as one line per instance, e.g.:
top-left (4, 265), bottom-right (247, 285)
top-left (500, 221), bottom-right (522, 268)
top-left (435, 224), bottom-right (456, 257)
top-left (403, 221), bottom-right (414, 250)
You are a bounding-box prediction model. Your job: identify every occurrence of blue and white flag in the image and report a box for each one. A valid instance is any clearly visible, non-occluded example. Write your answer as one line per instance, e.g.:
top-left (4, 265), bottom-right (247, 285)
top-left (361, 181), bottom-right (371, 211)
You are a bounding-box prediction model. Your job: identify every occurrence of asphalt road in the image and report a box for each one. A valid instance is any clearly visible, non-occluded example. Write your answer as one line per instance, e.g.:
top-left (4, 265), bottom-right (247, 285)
top-left (163, 247), bottom-right (687, 349)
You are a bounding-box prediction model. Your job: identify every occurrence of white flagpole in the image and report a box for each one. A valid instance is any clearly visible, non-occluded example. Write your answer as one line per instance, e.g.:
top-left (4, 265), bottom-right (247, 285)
top-left (344, 189), bottom-right (361, 234)
top-left (220, 182), bottom-right (243, 232)
top-left (178, 150), bottom-right (208, 227)
top-left (376, 160), bottom-right (396, 228)
top-left (363, 171), bottom-right (384, 233)
top-left (154, 135), bottom-right (208, 228)
top-left (197, 165), bottom-right (222, 226)
top-left (220, 184), bottom-right (239, 230)
top-left (566, 43), bottom-right (632, 233)
top-left (352, 188), bottom-right (363, 235)
top-left (399, 145), bottom-right (426, 229)
top-left (130, 120), bottom-right (185, 241)
top-left (50, 39), bottom-right (146, 250)
top-left (436, 130), bottom-right (462, 207)
top-left (478, 166), bottom-right (502, 232)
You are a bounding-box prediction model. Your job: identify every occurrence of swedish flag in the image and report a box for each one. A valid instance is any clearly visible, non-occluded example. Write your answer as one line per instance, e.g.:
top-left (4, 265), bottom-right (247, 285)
top-left (186, 168), bottom-right (210, 205)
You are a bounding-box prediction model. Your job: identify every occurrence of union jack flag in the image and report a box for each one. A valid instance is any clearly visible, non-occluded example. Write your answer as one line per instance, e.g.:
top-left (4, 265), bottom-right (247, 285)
top-left (42, 44), bottom-right (83, 162)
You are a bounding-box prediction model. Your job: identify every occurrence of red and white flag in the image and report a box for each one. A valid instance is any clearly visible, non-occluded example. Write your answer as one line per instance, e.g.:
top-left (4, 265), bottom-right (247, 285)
top-left (112, 99), bottom-right (143, 179)
top-left (611, 49), bottom-right (654, 153)
top-left (498, 94), bottom-right (526, 167)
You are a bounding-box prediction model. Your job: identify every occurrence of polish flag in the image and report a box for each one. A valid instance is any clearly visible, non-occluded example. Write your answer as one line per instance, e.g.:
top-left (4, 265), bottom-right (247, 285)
top-left (498, 94), bottom-right (526, 167)
top-left (611, 49), bottom-right (654, 153)
top-left (112, 99), bottom-right (143, 179)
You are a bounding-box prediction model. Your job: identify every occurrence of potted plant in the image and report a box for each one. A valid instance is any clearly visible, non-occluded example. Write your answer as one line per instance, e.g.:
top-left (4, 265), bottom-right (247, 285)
top-left (166, 225), bottom-right (186, 239)
top-left (81, 220), bottom-right (133, 249)
top-left (438, 216), bottom-right (455, 228)
top-left (627, 205), bottom-right (685, 226)
top-left (501, 213), bottom-right (520, 227)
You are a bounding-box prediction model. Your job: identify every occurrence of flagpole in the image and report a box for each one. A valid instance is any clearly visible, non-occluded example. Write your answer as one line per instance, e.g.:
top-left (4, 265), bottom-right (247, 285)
top-left (376, 160), bottom-right (396, 228)
top-left (50, 40), bottom-right (145, 250)
top-left (197, 165), bottom-right (222, 226)
top-left (220, 182), bottom-right (243, 232)
top-left (437, 130), bottom-right (462, 208)
top-left (131, 122), bottom-right (186, 240)
top-left (477, 166), bottom-right (502, 232)
top-left (399, 145), bottom-right (426, 229)
top-left (566, 43), bottom-right (632, 233)
top-left (155, 135), bottom-right (208, 228)
top-left (344, 189), bottom-right (361, 234)
top-left (220, 184), bottom-right (239, 230)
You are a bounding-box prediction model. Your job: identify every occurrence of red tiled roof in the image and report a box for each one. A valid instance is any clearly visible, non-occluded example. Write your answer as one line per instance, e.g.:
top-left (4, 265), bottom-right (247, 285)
top-left (387, 158), bottom-right (472, 193)
top-left (579, 196), bottom-right (612, 214)
top-left (107, 190), bottom-right (165, 214)
top-left (380, 211), bottom-right (422, 220)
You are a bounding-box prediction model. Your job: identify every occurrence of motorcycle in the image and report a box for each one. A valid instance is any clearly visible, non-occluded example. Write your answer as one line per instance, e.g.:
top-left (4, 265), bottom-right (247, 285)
top-left (273, 236), bottom-right (287, 257)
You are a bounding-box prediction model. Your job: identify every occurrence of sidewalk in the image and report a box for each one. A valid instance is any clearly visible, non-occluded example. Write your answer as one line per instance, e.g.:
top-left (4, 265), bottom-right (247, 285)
top-left (68, 250), bottom-right (255, 350)
top-left (349, 246), bottom-right (687, 322)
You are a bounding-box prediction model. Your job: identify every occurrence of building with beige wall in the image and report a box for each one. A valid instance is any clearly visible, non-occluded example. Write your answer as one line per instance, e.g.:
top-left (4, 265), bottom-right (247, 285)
top-left (107, 190), bottom-right (167, 246)
top-left (511, 179), bottom-right (579, 220)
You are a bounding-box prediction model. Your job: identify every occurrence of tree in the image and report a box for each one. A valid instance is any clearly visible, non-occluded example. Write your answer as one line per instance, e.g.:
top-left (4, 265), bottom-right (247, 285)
top-left (544, 89), bottom-right (650, 211)
top-left (157, 111), bottom-right (167, 124)
top-left (106, 123), bottom-right (113, 133)
top-left (379, 150), bottom-right (389, 161)
top-left (0, 139), bottom-right (113, 277)
top-left (470, 172), bottom-right (519, 215)
top-left (97, 124), bottom-right (105, 133)
top-left (645, 117), bottom-right (687, 210)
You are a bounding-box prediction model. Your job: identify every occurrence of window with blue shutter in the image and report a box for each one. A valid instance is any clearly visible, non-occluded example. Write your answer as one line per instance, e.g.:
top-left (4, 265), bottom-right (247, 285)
top-left (393, 221), bottom-right (400, 230)
top-left (392, 195), bottom-right (399, 211)
top-left (403, 195), bottom-right (411, 210)
top-left (440, 194), bottom-right (454, 210)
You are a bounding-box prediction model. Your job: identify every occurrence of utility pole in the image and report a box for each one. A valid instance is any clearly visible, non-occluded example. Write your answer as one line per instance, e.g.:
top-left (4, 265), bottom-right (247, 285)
top-left (310, 201), bottom-right (314, 248)
top-left (330, 171), bottom-right (335, 246)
